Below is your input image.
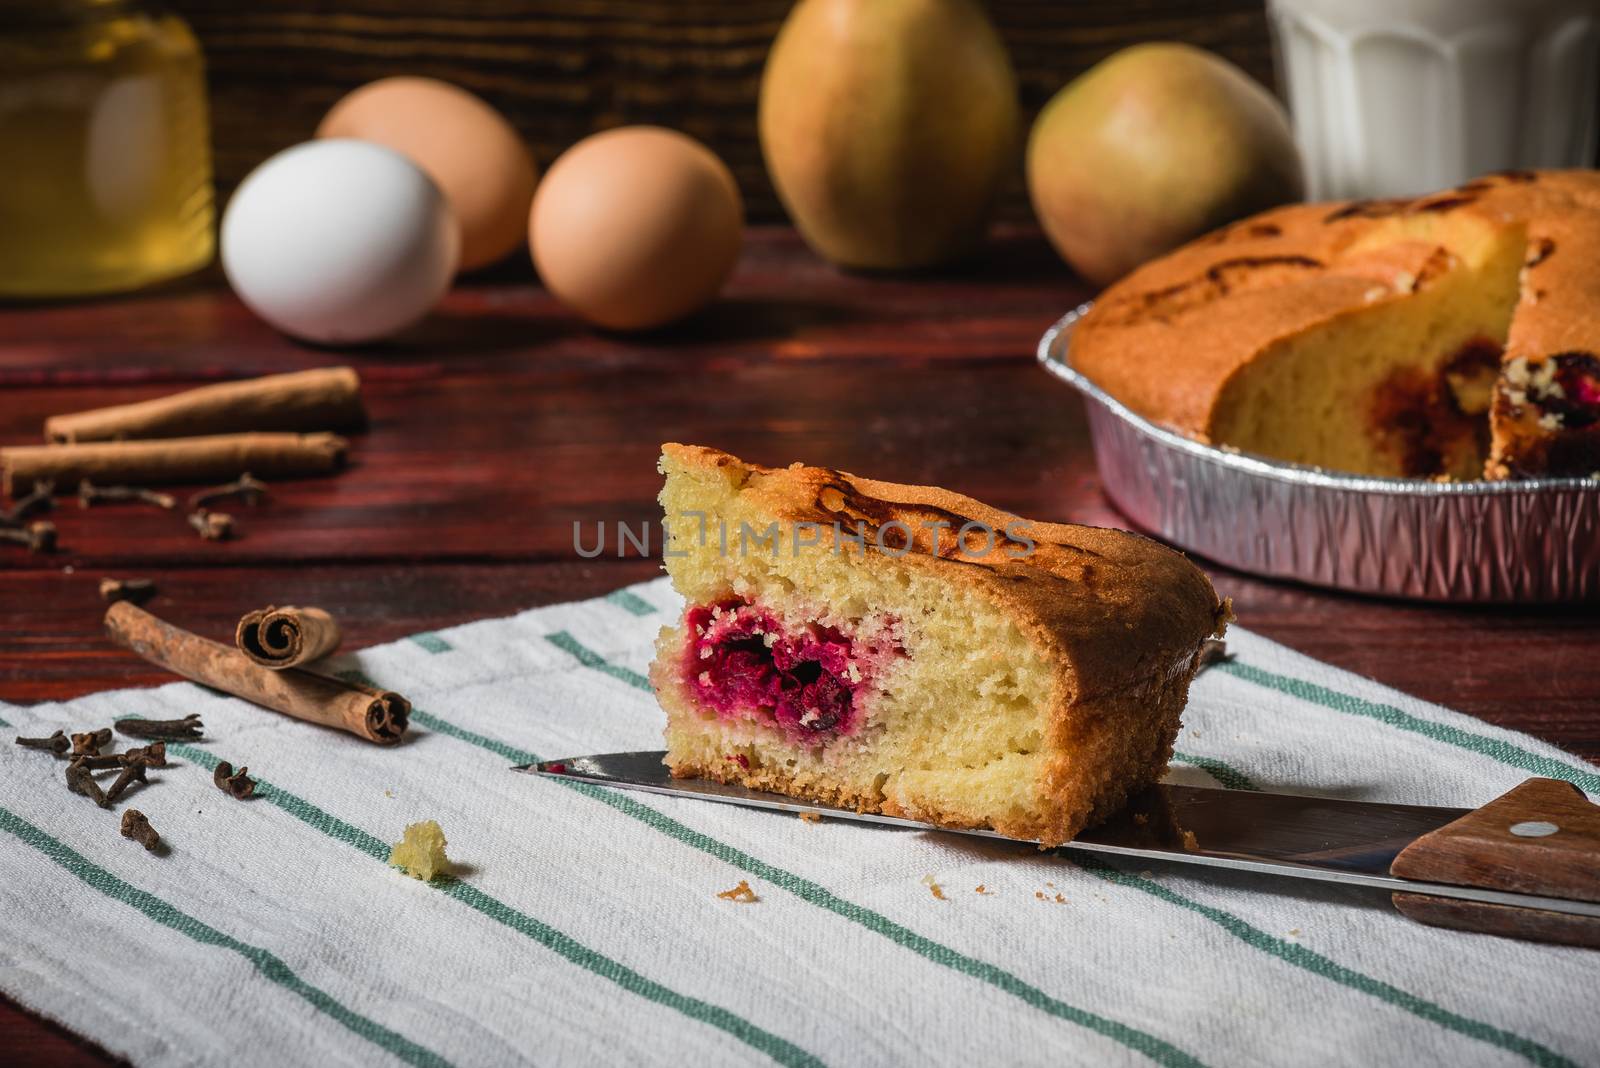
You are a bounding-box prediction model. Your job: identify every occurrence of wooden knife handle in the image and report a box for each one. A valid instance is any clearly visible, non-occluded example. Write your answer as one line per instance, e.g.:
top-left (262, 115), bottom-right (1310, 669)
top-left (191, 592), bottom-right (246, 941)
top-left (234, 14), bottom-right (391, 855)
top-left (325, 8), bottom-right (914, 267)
top-left (1389, 778), bottom-right (1600, 948)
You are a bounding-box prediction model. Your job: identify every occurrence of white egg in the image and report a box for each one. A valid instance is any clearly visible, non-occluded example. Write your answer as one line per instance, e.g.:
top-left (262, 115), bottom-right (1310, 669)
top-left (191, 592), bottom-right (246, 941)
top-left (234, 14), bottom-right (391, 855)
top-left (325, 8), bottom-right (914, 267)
top-left (221, 139), bottom-right (459, 344)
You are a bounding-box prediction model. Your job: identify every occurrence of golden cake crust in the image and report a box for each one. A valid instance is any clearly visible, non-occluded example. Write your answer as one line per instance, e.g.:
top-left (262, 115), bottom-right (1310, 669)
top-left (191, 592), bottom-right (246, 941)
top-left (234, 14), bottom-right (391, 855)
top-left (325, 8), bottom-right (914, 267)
top-left (659, 443), bottom-right (1228, 844)
top-left (1071, 169), bottom-right (1600, 478)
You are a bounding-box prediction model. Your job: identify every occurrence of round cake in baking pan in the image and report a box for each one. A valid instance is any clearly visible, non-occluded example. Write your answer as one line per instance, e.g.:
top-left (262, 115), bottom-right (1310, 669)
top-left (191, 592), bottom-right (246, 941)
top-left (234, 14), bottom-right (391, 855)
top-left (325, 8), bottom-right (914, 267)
top-left (1070, 169), bottom-right (1600, 480)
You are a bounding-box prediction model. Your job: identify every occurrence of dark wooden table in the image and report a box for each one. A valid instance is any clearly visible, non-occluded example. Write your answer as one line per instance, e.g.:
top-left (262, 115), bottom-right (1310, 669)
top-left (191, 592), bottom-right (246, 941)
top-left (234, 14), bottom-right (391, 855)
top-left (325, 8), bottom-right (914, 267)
top-left (2, 226), bottom-right (1595, 1065)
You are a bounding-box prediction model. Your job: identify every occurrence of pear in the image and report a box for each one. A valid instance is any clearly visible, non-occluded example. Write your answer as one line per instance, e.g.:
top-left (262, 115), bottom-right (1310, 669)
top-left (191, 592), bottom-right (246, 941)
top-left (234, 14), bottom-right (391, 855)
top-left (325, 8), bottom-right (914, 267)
top-left (1027, 43), bottom-right (1304, 287)
top-left (759, 0), bottom-right (1020, 270)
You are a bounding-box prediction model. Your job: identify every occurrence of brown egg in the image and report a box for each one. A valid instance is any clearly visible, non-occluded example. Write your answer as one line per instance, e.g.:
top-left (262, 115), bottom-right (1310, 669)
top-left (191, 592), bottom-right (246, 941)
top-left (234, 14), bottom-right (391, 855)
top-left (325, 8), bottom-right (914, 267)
top-left (529, 126), bottom-right (743, 331)
top-left (319, 76), bottom-right (538, 271)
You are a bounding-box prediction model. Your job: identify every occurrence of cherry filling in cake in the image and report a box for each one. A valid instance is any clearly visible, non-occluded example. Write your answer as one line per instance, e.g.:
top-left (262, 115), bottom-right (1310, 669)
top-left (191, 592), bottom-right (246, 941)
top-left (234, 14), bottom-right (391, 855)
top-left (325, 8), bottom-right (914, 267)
top-left (682, 600), bottom-right (900, 744)
top-left (1368, 337), bottom-right (1502, 477)
top-left (1546, 353), bottom-right (1600, 430)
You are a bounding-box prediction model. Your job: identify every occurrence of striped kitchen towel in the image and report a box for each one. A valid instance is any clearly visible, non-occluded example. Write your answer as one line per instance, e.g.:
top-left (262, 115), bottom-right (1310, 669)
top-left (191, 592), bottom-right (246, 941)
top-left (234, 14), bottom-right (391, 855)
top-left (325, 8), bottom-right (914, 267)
top-left (2, 576), bottom-right (1596, 1068)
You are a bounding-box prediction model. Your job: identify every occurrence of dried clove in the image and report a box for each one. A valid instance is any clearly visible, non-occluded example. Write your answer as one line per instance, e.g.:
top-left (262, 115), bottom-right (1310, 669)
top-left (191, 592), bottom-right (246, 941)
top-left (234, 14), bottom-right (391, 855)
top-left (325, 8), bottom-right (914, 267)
top-left (187, 473), bottom-right (267, 511)
top-left (116, 714), bottom-right (200, 742)
top-left (0, 521), bottom-right (56, 553)
top-left (66, 762), bottom-right (110, 807)
top-left (213, 760), bottom-right (256, 800)
top-left (1, 479), bottom-right (55, 526)
top-left (187, 510), bottom-right (233, 541)
top-left (74, 744), bottom-right (164, 771)
top-left (78, 480), bottom-right (175, 510)
top-left (120, 809), bottom-right (160, 851)
top-left (122, 742), bottom-right (168, 768)
top-left (100, 577), bottom-right (157, 605)
top-left (69, 753), bottom-right (125, 771)
top-left (103, 762), bottom-right (149, 805)
top-left (15, 729), bottom-right (70, 756)
top-left (70, 728), bottom-right (113, 757)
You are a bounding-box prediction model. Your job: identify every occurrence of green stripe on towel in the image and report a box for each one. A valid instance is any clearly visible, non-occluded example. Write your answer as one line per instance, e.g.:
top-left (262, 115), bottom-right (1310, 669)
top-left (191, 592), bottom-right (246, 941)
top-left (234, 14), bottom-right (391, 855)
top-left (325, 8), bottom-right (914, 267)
top-left (392, 686), bottom-right (1206, 1066)
top-left (546, 632), bottom-right (652, 690)
top-left (1218, 661), bottom-right (1600, 794)
top-left (154, 737), bottom-right (822, 1068)
top-left (529, 636), bottom-right (1207, 1068)
top-left (605, 589), bottom-right (658, 617)
top-left (544, 634), bottom-right (1572, 1068)
top-left (408, 633), bottom-right (453, 654)
top-left (0, 804), bottom-right (453, 1068)
top-left (1170, 751), bottom-right (1260, 791)
top-left (1076, 857), bottom-right (1577, 1068)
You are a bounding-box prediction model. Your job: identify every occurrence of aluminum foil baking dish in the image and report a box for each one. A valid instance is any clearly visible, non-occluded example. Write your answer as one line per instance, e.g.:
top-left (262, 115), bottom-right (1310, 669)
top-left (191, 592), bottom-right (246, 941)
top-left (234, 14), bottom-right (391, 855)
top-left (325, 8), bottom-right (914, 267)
top-left (1037, 305), bottom-right (1600, 602)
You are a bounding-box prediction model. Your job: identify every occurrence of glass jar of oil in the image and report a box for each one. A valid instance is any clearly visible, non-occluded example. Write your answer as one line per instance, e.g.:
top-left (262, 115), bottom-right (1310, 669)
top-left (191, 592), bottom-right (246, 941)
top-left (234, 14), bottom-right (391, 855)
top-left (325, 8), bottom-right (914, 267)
top-left (0, 0), bottom-right (215, 297)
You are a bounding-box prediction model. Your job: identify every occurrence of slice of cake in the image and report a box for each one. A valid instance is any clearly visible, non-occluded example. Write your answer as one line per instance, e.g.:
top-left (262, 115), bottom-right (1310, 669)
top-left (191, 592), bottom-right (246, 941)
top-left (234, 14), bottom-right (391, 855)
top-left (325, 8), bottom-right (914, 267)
top-left (1070, 169), bottom-right (1600, 479)
top-left (650, 444), bottom-right (1229, 846)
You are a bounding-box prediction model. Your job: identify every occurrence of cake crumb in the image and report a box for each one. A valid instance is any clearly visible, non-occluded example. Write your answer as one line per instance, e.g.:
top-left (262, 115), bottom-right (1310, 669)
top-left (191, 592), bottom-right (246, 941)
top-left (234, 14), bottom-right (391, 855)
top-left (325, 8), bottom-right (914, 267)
top-left (1133, 813), bottom-right (1149, 826)
top-left (798, 811), bottom-right (821, 823)
top-left (921, 875), bottom-right (946, 900)
top-left (1054, 893), bottom-right (1067, 904)
top-left (383, 789), bottom-right (394, 799)
top-left (974, 884), bottom-right (991, 895)
top-left (389, 820), bottom-right (451, 882)
top-left (1181, 830), bottom-right (1200, 851)
top-left (1035, 891), bottom-right (1046, 900)
top-left (717, 880), bottom-right (759, 903)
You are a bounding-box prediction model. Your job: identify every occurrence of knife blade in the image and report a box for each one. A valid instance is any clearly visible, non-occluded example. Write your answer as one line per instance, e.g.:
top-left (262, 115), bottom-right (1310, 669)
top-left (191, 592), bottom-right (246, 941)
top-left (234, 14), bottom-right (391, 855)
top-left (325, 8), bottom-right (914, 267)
top-left (513, 750), bottom-right (1600, 922)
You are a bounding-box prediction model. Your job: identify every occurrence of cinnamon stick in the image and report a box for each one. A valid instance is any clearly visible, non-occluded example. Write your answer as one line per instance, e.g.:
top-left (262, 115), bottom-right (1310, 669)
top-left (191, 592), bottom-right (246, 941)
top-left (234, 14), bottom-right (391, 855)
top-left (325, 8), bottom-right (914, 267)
top-left (237, 605), bottom-right (342, 669)
top-left (44, 367), bottom-right (365, 444)
top-left (104, 602), bottom-right (407, 745)
top-left (2, 432), bottom-right (346, 496)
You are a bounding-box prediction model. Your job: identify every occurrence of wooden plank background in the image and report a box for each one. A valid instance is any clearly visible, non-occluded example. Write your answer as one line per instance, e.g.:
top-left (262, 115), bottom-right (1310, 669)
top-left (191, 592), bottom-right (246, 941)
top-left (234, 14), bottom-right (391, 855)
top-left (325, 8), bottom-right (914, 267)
top-left (174, 0), bottom-right (1279, 222)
